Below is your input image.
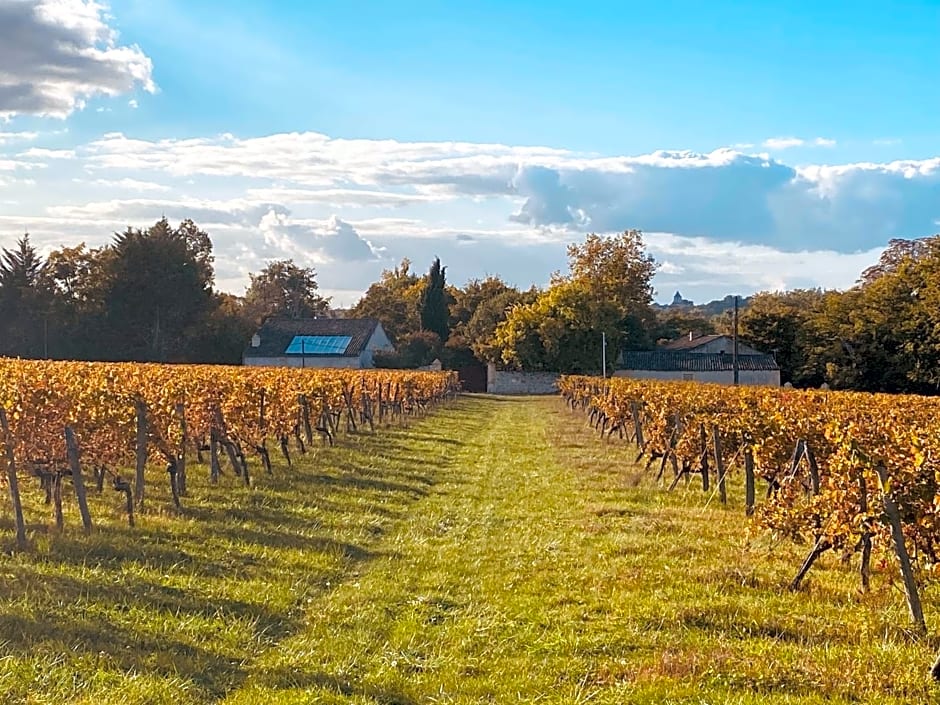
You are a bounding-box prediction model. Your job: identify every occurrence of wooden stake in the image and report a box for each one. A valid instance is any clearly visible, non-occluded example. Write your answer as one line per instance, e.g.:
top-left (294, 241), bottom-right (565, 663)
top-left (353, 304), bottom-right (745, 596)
top-left (874, 463), bottom-right (926, 636)
top-left (174, 403), bottom-right (187, 497)
top-left (804, 441), bottom-right (820, 495)
top-left (0, 408), bottom-right (27, 549)
top-left (134, 399), bottom-right (148, 507)
top-left (64, 426), bottom-right (93, 531)
top-left (712, 426), bottom-right (727, 505)
top-left (789, 536), bottom-right (831, 591)
top-left (209, 429), bottom-right (221, 484)
top-left (699, 423), bottom-right (710, 492)
top-left (858, 471), bottom-right (872, 592)
top-left (743, 431), bottom-right (755, 516)
top-left (52, 473), bottom-right (63, 531)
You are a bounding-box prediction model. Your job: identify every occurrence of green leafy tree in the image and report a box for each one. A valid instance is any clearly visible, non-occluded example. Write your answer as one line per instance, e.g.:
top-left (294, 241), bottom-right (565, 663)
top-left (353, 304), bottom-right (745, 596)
top-left (495, 280), bottom-right (622, 373)
top-left (739, 289), bottom-right (825, 387)
top-left (494, 231), bottom-right (657, 371)
top-left (243, 259), bottom-right (330, 325)
top-left (350, 259), bottom-right (422, 344)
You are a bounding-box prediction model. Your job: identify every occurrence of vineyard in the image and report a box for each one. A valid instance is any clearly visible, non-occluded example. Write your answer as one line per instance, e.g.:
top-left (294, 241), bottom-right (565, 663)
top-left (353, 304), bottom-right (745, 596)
top-left (560, 374), bottom-right (940, 677)
top-left (0, 359), bottom-right (458, 541)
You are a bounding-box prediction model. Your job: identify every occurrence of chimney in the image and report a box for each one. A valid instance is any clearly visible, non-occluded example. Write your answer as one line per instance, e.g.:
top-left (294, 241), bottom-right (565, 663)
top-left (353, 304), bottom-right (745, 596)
top-left (250, 333), bottom-right (261, 348)
top-left (689, 330), bottom-right (694, 342)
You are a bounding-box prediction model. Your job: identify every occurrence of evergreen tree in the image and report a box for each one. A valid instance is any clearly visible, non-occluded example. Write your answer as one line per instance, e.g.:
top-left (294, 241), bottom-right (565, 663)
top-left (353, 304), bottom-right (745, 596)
top-left (419, 257), bottom-right (451, 341)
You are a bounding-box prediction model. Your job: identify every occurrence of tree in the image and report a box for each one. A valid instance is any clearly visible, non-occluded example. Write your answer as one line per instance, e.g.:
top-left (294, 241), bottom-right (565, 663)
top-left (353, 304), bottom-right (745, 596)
top-left (493, 230), bottom-right (657, 372)
top-left (419, 257), bottom-right (451, 341)
top-left (495, 280), bottom-right (622, 373)
top-left (350, 259), bottom-right (423, 344)
top-left (564, 230), bottom-right (656, 312)
top-left (464, 287), bottom-right (536, 362)
top-left (243, 259), bottom-right (330, 325)
top-left (651, 308), bottom-right (716, 345)
top-left (101, 218), bottom-right (217, 361)
top-left (0, 235), bottom-right (52, 357)
top-left (562, 230), bottom-right (658, 351)
top-left (858, 236), bottom-right (936, 285)
top-left (739, 290), bottom-right (825, 387)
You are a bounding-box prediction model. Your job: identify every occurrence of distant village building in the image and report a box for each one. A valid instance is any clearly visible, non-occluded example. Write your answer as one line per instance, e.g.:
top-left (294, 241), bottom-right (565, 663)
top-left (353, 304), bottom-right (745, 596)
top-left (616, 333), bottom-right (780, 386)
top-left (243, 317), bottom-right (392, 369)
top-left (670, 290), bottom-right (694, 307)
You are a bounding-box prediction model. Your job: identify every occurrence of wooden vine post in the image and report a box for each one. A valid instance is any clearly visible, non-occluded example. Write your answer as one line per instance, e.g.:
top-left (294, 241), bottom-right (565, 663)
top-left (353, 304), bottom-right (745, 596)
top-left (742, 431), bottom-right (755, 516)
top-left (64, 426), bottom-right (93, 531)
top-left (873, 463), bottom-right (926, 636)
top-left (858, 470), bottom-right (872, 591)
top-left (699, 423), bottom-right (710, 492)
top-left (174, 403), bottom-right (188, 496)
top-left (712, 426), bottom-right (727, 505)
top-left (0, 408), bottom-right (27, 549)
top-left (134, 399), bottom-right (148, 507)
top-left (209, 430), bottom-right (221, 484)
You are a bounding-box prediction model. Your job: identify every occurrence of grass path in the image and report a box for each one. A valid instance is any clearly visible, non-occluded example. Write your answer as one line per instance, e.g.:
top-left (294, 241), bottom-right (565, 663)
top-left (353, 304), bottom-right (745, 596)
top-left (2, 395), bottom-right (939, 703)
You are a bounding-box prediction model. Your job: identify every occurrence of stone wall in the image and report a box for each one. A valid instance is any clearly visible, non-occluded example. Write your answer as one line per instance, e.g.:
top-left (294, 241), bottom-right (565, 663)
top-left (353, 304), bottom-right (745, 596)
top-left (486, 364), bottom-right (560, 395)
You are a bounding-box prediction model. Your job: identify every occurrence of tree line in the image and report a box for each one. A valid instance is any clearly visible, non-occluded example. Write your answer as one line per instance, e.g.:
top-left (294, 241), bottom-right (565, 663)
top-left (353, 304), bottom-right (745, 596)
top-left (0, 219), bottom-right (330, 364)
top-left (3, 219), bottom-right (940, 393)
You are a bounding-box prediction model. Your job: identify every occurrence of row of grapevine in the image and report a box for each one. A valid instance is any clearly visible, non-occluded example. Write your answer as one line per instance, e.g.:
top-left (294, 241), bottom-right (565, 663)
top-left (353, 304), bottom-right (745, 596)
top-left (0, 359), bottom-right (458, 542)
top-left (560, 374), bottom-right (940, 678)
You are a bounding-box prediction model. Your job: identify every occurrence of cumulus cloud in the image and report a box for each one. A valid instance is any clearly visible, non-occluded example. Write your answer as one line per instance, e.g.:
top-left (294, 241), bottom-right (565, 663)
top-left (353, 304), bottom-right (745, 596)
top-left (258, 209), bottom-right (381, 264)
top-left (78, 131), bottom-right (940, 251)
top-left (0, 0), bottom-right (155, 118)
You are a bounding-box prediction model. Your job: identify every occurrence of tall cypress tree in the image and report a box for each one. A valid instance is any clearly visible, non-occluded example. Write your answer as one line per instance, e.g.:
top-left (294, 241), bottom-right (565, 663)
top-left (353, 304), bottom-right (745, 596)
top-left (419, 257), bottom-right (450, 341)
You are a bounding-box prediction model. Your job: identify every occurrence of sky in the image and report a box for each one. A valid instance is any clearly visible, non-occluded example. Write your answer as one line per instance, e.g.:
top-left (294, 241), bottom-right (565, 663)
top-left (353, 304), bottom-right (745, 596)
top-left (1, 0), bottom-right (939, 305)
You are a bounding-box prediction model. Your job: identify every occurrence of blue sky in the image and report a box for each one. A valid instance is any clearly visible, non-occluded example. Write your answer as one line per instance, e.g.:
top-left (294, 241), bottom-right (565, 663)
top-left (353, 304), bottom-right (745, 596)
top-left (1, 0), bottom-right (939, 304)
top-left (102, 0), bottom-right (939, 154)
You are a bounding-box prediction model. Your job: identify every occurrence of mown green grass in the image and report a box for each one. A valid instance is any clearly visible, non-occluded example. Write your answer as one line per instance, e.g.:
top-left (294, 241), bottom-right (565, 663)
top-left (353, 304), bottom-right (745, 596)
top-left (1, 395), bottom-right (939, 703)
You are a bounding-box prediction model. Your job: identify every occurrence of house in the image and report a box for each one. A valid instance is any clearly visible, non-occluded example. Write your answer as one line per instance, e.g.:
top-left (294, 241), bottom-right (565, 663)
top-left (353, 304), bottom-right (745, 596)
top-left (616, 333), bottom-right (780, 386)
top-left (243, 317), bottom-right (393, 369)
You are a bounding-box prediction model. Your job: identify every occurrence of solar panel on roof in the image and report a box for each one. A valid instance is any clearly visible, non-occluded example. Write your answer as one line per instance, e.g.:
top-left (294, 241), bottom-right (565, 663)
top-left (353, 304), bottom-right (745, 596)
top-left (284, 335), bottom-right (352, 355)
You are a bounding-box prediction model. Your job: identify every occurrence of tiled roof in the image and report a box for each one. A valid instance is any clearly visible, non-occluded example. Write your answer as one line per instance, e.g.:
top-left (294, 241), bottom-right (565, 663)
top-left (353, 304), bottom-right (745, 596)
top-left (621, 351), bottom-right (780, 372)
top-left (243, 318), bottom-right (380, 358)
top-left (662, 334), bottom-right (728, 351)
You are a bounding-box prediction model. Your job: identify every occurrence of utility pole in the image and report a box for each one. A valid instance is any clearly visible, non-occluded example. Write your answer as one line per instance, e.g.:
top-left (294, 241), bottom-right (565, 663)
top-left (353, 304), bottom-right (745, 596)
top-left (602, 332), bottom-right (607, 379)
top-left (301, 337), bottom-right (306, 369)
top-left (732, 296), bottom-right (739, 385)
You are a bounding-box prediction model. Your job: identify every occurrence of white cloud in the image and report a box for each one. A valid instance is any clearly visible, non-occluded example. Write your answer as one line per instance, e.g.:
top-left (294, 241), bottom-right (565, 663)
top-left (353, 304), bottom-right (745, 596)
top-left (3, 128), bottom-right (938, 304)
top-left (258, 209), bottom-right (381, 263)
top-left (19, 147), bottom-right (75, 159)
top-left (87, 177), bottom-right (171, 192)
top-left (128, 98), bottom-right (138, 109)
top-left (0, 0), bottom-right (155, 118)
top-left (0, 131), bottom-right (39, 145)
top-left (763, 136), bottom-right (836, 150)
top-left (763, 137), bottom-right (805, 150)
top-left (78, 130), bottom-right (940, 252)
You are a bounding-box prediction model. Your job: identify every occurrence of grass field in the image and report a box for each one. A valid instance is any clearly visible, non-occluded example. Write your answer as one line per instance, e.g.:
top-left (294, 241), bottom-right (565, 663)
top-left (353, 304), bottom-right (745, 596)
top-left (1, 395), bottom-right (939, 704)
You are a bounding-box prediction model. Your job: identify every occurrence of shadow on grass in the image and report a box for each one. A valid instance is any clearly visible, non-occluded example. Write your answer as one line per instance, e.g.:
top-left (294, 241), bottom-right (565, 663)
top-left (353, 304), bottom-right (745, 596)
top-left (0, 396), bottom-right (499, 702)
top-left (258, 668), bottom-right (418, 704)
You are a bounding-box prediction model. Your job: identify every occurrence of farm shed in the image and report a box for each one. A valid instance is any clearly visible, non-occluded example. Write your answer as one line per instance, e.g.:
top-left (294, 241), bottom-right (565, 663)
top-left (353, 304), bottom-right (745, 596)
top-left (243, 317), bottom-right (393, 369)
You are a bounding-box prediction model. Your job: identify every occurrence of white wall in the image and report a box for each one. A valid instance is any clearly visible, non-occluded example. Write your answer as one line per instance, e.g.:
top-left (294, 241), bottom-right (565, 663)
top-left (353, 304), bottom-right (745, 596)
top-left (614, 369), bottom-right (780, 386)
top-left (487, 364), bottom-right (559, 394)
top-left (360, 324), bottom-right (394, 368)
top-left (686, 337), bottom-right (762, 355)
